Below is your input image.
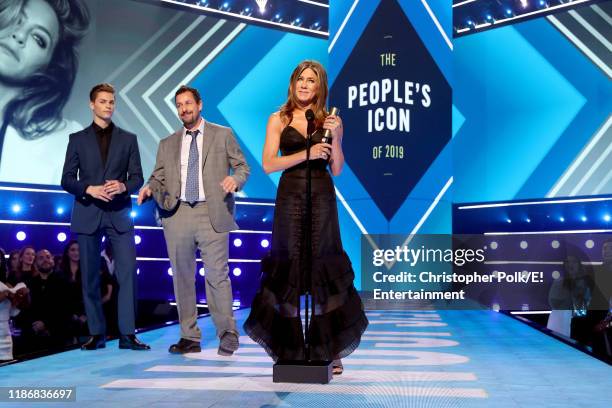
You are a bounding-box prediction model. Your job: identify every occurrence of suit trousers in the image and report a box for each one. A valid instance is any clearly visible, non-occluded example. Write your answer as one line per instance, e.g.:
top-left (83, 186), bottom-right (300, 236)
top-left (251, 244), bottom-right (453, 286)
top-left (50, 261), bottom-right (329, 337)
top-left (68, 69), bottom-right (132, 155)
top-left (162, 201), bottom-right (236, 341)
top-left (77, 212), bottom-right (137, 336)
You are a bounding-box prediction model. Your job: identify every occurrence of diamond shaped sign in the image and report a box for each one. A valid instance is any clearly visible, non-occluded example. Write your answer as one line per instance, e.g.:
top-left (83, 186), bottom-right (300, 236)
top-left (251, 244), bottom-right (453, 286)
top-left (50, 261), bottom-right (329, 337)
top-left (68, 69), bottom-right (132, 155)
top-left (331, 0), bottom-right (451, 220)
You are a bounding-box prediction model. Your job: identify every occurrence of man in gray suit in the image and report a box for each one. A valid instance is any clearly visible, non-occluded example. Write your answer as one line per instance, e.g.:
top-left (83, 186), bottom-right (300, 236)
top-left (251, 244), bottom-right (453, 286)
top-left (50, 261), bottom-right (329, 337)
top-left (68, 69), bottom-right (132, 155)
top-left (137, 85), bottom-right (249, 355)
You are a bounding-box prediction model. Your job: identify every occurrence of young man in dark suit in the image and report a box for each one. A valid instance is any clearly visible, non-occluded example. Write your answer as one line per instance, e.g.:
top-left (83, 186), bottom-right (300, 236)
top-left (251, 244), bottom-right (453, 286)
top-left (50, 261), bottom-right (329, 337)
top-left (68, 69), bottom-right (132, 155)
top-left (61, 83), bottom-right (149, 351)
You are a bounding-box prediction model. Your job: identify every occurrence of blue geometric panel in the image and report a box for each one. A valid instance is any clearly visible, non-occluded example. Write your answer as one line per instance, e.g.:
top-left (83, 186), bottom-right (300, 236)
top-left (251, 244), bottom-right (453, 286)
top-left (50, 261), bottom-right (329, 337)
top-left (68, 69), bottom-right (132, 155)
top-left (329, 0), bottom-right (453, 239)
top-left (453, 24), bottom-right (587, 203)
top-left (332, 0), bottom-right (451, 220)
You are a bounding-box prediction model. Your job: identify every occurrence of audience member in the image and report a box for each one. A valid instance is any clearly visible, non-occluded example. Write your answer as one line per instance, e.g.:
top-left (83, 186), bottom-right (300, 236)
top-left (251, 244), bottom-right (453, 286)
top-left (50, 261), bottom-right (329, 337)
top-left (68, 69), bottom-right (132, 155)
top-left (18, 250), bottom-right (71, 351)
top-left (0, 247), bottom-right (29, 361)
top-left (61, 241), bottom-right (88, 342)
top-left (7, 246), bottom-right (38, 286)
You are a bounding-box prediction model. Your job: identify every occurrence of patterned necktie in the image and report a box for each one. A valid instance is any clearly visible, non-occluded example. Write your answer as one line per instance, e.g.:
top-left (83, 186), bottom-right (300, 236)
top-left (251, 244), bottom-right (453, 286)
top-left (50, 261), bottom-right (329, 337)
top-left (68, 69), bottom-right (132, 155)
top-left (185, 130), bottom-right (200, 204)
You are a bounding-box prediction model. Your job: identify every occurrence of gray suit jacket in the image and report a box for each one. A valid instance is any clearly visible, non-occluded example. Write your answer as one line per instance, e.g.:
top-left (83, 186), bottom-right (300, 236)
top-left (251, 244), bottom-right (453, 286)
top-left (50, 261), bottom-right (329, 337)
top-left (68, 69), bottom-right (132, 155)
top-left (148, 121), bottom-right (250, 232)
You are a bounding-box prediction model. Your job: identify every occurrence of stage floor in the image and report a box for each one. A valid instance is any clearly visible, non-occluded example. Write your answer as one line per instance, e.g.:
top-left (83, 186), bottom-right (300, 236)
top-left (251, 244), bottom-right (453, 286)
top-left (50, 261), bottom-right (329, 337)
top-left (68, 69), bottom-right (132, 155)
top-left (1, 309), bottom-right (610, 407)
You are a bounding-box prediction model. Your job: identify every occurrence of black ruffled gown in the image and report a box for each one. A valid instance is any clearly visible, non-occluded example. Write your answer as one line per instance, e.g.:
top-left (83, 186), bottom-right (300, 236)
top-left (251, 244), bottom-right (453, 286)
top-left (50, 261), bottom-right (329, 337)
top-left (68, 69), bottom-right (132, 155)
top-left (244, 125), bottom-right (368, 361)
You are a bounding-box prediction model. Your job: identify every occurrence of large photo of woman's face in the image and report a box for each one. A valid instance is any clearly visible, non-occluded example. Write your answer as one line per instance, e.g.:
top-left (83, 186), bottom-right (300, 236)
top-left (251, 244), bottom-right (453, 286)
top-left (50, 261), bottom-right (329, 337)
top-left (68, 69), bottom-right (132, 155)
top-left (0, 0), bottom-right (239, 187)
top-left (0, 0), bottom-right (317, 189)
top-left (0, 0), bottom-right (89, 185)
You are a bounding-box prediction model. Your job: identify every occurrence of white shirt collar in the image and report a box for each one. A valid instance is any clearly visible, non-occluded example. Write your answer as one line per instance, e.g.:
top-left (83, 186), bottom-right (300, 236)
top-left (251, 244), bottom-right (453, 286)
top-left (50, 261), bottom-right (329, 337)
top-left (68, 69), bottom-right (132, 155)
top-left (183, 117), bottom-right (205, 138)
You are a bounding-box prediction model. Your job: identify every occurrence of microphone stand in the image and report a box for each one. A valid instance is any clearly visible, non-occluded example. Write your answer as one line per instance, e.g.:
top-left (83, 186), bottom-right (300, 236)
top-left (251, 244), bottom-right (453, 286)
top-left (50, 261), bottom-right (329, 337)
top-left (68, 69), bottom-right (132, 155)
top-left (304, 120), bottom-right (312, 362)
top-left (272, 111), bottom-right (333, 384)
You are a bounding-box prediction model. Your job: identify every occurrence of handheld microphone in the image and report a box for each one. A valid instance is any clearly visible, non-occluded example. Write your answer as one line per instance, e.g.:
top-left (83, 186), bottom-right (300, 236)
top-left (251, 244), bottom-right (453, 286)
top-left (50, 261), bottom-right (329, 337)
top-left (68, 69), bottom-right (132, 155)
top-left (305, 109), bottom-right (315, 122)
top-left (305, 109), bottom-right (316, 137)
top-left (322, 107), bottom-right (339, 143)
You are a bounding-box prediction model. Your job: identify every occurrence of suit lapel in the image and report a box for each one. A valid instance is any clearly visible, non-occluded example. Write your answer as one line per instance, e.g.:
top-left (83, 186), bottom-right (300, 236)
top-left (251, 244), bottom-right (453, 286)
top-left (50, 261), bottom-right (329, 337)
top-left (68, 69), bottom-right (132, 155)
top-left (172, 129), bottom-right (183, 185)
top-left (201, 121), bottom-right (215, 169)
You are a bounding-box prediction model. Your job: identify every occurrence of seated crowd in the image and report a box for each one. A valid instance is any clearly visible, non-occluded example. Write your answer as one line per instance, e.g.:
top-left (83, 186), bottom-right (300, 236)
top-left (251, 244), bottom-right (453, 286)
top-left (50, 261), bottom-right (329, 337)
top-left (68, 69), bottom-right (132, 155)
top-left (0, 241), bottom-right (118, 362)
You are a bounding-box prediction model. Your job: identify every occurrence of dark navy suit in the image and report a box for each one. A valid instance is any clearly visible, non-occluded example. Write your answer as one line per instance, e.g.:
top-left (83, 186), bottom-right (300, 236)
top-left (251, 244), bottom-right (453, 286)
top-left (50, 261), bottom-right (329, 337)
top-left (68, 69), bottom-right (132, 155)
top-left (61, 124), bottom-right (143, 335)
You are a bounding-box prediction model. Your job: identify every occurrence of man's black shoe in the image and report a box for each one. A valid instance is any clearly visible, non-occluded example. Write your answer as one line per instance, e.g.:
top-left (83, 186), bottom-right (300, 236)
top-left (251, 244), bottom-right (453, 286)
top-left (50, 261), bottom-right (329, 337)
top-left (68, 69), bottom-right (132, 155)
top-left (119, 334), bottom-right (151, 350)
top-left (218, 332), bottom-right (239, 356)
top-left (81, 335), bottom-right (106, 350)
top-left (168, 338), bottom-right (201, 354)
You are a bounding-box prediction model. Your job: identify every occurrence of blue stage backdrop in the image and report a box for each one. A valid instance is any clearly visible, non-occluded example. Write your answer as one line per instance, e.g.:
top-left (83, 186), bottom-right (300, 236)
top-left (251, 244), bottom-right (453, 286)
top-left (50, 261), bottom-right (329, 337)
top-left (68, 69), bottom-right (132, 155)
top-left (328, 0), bottom-right (454, 287)
top-left (453, 3), bottom-right (612, 202)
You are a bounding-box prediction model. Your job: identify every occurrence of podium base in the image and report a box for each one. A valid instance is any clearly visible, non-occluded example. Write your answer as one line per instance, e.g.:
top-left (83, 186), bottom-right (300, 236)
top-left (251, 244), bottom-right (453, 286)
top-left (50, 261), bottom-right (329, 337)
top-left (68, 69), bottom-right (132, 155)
top-left (273, 360), bottom-right (333, 384)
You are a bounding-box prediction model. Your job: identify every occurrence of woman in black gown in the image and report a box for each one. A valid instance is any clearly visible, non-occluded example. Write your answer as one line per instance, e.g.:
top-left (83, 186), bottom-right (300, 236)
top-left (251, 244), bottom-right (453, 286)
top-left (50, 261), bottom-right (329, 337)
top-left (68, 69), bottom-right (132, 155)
top-left (244, 60), bottom-right (368, 374)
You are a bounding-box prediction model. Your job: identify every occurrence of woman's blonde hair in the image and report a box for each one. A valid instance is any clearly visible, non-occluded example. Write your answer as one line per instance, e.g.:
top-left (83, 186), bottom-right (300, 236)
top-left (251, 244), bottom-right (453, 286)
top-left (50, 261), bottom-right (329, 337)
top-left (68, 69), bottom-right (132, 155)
top-left (279, 60), bottom-right (328, 128)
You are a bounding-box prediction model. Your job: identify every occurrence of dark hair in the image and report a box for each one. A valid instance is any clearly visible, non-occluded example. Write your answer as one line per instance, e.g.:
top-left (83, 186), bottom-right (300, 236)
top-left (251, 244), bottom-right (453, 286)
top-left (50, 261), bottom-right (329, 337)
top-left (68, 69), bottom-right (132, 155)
top-left (89, 83), bottom-right (115, 102)
top-left (61, 239), bottom-right (78, 276)
top-left (3, 0), bottom-right (90, 140)
top-left (280, 60), bottom-right (328, 128)
top-left (175, 85), bottom-right (201, 104)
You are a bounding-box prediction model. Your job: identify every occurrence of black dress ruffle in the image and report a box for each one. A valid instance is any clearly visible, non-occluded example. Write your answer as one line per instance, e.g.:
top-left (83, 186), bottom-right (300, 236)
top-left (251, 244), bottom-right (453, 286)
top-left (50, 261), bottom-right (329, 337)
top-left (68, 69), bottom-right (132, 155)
top-left (243, 126), bottom-right (368, 361)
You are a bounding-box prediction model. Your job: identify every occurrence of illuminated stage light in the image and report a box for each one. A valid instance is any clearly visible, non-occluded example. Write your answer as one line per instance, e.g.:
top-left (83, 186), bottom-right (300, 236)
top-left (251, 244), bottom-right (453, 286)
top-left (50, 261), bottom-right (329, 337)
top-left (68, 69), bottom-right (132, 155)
top-left (167, 267), bottom-right (173, 276)
top-left (233, 238), bottom-right (243, 247)
top-left (256, 0), bottom-right (267, 13)
top-left (261, 239), bottom-right (270, 248)
top-left (604, 214), bottom-right (611, 222)
top-left (520, 240), bottom-right (528, 249)
top-left (130, 211), bottom-right (137, 218)
top-left (16, 231), bottom-right (26, 241)
top-left (552, 270), bottom-right (560, 279)
top-left (11, 204), bottom-right (21, 213)
top-left (520, 0), bottom-right (529, 8)
top-left (525, 218), bottom-right (531, 223)
top-left (134, 235), bottom-right (142, 245)
top-left (486, 14), bottom-right (492, 21)
top-left (232, 267), bottom-right (242, 277)
top-left (57, 232), bottom-right (67, 242)
top-left (559, 216), bottom-right (565, 222)
top-left (581, 216), bottom-right (588, 222)
top-left (551, 240), bottom-right (560, 249)
top-left (506, 218), bottom-right (512, 223)
top-left (585, 239), bottom-right (595, 249)
top-left (490, 241), bottom-right (498, 249)
top-left (137, 268), bottom-right (140, 275)
top-left (199, 267), bottom-right (205, 277)
top-left (505, 8), bottom-right (513, 16)
top-left (56, 207), bottom-right (65, 215)
top-left (102, 236), bottom-right (106, 242)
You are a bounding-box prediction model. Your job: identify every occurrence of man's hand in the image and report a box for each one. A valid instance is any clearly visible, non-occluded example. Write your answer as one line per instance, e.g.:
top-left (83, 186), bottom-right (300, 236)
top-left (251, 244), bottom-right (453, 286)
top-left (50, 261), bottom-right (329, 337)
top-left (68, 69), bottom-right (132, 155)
top-left (86, 185), bottom-right (112, 202)
top-left (104, 180), bottom-right (127, 197)
top-left (137, 185), bottom-right (152, 205)
top-left (220, 176), bottom-right (237, 193)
